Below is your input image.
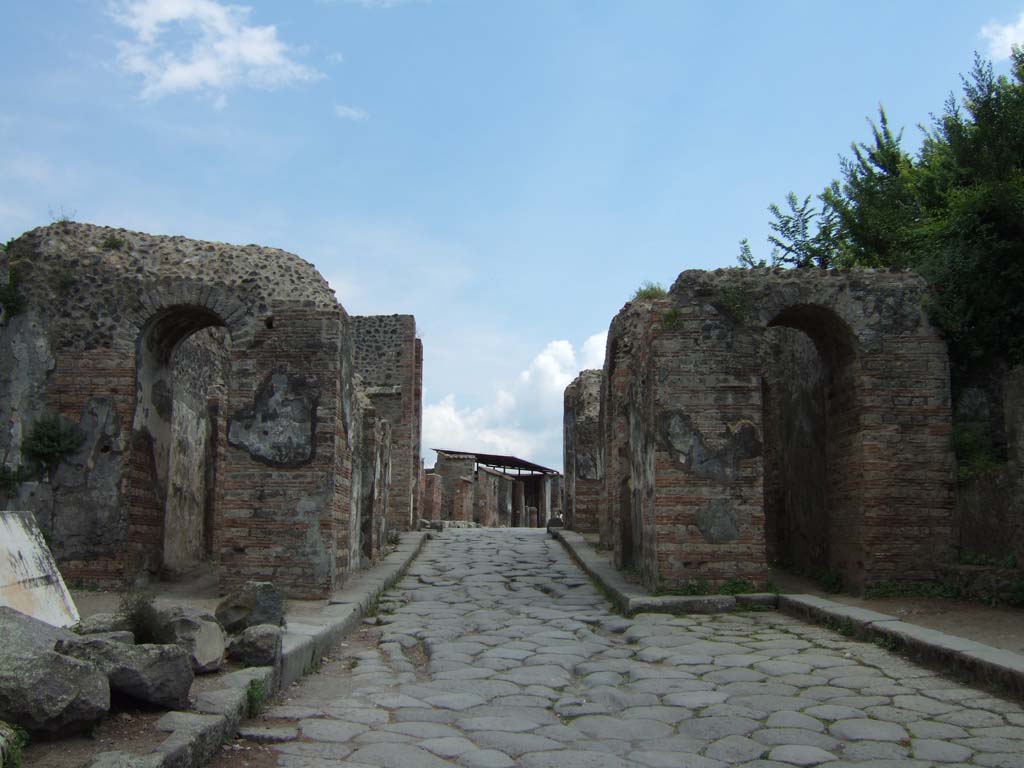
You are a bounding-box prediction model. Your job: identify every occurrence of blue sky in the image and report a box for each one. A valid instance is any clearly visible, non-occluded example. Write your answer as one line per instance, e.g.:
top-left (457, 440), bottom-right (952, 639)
top-left (3, 1), bottom-right (1024, 471)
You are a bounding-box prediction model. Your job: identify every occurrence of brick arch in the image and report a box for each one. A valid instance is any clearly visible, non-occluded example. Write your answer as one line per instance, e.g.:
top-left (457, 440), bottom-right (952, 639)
top-left (123, 301), bottom-right (233, 583)
top-left (595, 268), bottom-right (955, 593)
top-left (16, 223), bottom-right (355, 596)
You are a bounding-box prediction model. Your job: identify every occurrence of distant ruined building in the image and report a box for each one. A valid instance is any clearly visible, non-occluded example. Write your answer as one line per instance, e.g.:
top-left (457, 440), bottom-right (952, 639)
top-left (0, 222), bottom-right (422, 598)
top-left (565, 268), bottom-right (960, 593)
top-left (424, 450), bottom-right (562, 529)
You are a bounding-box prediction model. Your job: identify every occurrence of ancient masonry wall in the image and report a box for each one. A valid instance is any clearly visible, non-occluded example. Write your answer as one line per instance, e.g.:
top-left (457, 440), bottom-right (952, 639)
top-left (434, 452), bottom-right (476, 521)
top-left (352, 315), bottom-right (422, 531)
top-left (452, 477), bottom-right (474, 522)
top-left (563, 369), bottom-right (602, 533)
top-left (589, 268), bottom-right (955, 593)
top-left (0, 222), bottom-right (406, 599)
top-left (420, 472), bottom-right (442, 521)
top-left (473, 467), bottom-right (506, 527)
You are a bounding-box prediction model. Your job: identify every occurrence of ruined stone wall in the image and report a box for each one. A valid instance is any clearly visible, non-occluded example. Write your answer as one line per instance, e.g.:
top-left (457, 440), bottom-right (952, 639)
top-left (597, 301), bottom-right (656, 573)
top-left (452, 477), bottom-right (474, 522)
top-left (497, 476), bottom-right (512, 526)
top-left (589, 268), bottom-right (955, 593)
top-left (564, 370), bottom-right (602, 532)
top-left (0, 222), bottom-right (385, 598)
top-left (352, 315), bottom-right (422, 531)
top-left (420, 472), bottom-right (442, 520)
top-left (473, 467), bottom-right (505, 527)
top-left (512, 480), bottom-right (525, 527)
top-left (434, 452), bottom-right (475, 521)
top-left (957, 366), bottom-right (1024, 565)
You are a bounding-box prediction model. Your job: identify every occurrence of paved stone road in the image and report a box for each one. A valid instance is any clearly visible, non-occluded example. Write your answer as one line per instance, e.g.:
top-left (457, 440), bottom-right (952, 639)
top-left (235, 529), bottom-right (1024, 768)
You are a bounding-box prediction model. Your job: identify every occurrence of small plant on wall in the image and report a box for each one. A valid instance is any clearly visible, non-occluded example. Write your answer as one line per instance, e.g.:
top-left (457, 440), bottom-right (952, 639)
top-left (21, 412), bottom-right (85, 472)
top-left (632, 281), bottom-right (667, 301)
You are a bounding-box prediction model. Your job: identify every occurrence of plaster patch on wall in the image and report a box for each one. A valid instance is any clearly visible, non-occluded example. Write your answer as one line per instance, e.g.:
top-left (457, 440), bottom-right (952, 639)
top-left (228, 371), bottom-right (320, 466)
top-left (658, 410), bottom-right (762, 480)
top-left (695, 498), bottom-right (740, 543)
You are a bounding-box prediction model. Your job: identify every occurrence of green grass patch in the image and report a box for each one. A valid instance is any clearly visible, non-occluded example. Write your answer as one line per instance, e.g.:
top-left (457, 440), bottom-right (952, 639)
top-left (632, 281), bottom-right (667, 301)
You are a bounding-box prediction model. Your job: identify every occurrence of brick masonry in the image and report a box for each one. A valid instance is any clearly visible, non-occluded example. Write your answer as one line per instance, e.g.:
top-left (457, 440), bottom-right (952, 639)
top-left (563, 369), bottom-right (602, 533)
top-left (352, 315), bottom-right (423, 532)
top-left (0, 222), bottom-right (419, 599)
top-left (581, 268), bottom-right (956, 593)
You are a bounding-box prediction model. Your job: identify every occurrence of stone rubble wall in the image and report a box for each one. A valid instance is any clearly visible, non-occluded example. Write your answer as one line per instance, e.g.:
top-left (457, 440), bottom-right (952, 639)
top-left (0, 222), bottom-right (416, 598)
top-left (563, 369), bottom-right (602, 533)
top-left (434, 452), bottom-right (476, 521)
top-left (420, 472), bottom-right (442, 521)
top-left (351, 315), bottom-right (422, 531)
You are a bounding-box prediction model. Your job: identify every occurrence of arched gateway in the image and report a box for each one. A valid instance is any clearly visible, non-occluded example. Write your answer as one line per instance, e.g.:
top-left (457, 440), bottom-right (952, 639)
top-left (0, 222), bottom-right (418, 597)
top-left (569, 268), bottom-right (955, 593)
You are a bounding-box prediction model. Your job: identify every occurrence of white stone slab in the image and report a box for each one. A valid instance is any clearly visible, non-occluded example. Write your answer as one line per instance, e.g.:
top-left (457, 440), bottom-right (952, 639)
top-left (0, 509), bottom-right (79, 627)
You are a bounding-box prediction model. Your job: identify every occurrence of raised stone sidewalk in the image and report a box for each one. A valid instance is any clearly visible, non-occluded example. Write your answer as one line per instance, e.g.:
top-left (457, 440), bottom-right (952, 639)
top-left (85, 532), bottom-right (427, 768)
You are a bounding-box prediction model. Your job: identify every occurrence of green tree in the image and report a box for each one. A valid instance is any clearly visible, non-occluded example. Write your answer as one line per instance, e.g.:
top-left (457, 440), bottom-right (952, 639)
top-left (741, 48), bottom-right (1024, 379)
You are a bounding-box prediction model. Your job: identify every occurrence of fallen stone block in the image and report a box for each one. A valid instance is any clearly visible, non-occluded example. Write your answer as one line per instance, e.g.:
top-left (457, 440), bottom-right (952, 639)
top-left (227, 624), bottom-right (282, 668)
top-left (0, 650), bottom-right (110, 735)
top-left (157, 606), bottom-right (225, 674)
top-left (76, 612), bottom-right (133, 635)
top-left (216, 581), bottom-right (283, 633)
top-left (56, 635), bottom-right (193, 710)
top-left (0, 607), bottom-right (109, 734)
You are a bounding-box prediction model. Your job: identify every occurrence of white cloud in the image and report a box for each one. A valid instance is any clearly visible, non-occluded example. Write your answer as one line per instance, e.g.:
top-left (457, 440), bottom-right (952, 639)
top-left (334, 104), bottom-right (368, 121)
top-left (111, 0), bottom-right (322, 100)
top-left (422, 333), bottom-right (606, 471)
top-left (317, 0), bottom-right (427, 7)
top-left (580, 331), bottom-right (607, 370)
top-left (981, 12), bottom-right (1024, 59)
top-left (327, 51), bottom-right (345, 64)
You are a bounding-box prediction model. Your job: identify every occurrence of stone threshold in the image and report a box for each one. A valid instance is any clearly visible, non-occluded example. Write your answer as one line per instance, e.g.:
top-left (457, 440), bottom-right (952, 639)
top-left (552, 527), bottom-right (1024, 700)
top-left (86, 531), bottom-right (428, 768)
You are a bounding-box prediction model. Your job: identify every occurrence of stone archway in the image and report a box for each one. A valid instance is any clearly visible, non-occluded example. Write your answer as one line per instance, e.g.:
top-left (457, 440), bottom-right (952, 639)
top-left (593, 268), bottom-right (956, 593)
top-left (127, 305), bottom-right (228, 581)
top-left (761, 305), bottom-right (860, 581)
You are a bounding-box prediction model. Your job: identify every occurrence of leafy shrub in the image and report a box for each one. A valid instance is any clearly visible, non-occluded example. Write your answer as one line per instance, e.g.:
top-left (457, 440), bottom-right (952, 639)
top-left (246, 678), bottom-right (267, 717)
top-left (660, 307), bottom-right (683, 329)
top-left (101, 234), bottom-right (126, 251)
top-left (632, 281), bottom-right (667, 301)
top-left (117, 589), bottom-right (162, 643)
top-left (813, 568), bottom-right (843, 594)
top-left (21, 412), bottom-right (85, 470)
top-left (717, 578), bottom-right (756, 595)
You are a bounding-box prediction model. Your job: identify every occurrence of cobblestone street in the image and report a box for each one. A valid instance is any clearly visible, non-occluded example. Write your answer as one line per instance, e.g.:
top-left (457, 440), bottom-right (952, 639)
top-left (228, 529), bottom-right (1024, 768)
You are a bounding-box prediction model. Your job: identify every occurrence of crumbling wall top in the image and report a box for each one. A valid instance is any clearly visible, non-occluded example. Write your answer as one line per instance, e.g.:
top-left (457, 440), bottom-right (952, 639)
top-left (6, 222), bottom-right (339, 349)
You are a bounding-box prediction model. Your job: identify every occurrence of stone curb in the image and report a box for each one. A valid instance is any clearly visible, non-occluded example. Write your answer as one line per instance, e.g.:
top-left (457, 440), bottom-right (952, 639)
top-left (85, 531), bottom-right (428, 768)
top-left (551, 529), bottom-right (779, 616)
top-left (779, 594), bottom-right (1024, 698)
top-left (554, 529), bottom-right (1024, 699)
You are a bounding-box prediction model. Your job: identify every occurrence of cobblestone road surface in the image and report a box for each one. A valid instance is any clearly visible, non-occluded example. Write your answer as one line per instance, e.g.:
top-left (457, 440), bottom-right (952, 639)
top-left (231, 529), bottom-right (1024, 768)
